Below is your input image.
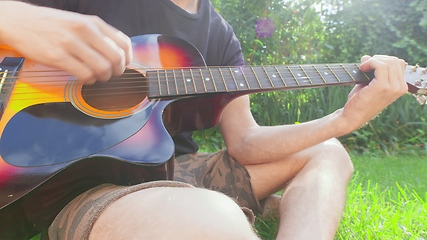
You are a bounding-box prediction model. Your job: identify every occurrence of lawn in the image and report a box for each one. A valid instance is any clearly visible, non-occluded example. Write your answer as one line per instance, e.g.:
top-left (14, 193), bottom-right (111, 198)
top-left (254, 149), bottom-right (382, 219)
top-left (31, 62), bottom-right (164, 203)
top-left (29, 153), bottom-right (426, 240)
top-left (255, 153), bottom-right (427, 240)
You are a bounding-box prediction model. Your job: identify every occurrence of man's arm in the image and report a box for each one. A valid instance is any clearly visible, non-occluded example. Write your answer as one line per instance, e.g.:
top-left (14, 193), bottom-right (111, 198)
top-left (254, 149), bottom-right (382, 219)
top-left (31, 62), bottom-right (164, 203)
top-left (219, 55), bottom-right (408, 165)
top-left (0, 1), bottom-right (132, 84)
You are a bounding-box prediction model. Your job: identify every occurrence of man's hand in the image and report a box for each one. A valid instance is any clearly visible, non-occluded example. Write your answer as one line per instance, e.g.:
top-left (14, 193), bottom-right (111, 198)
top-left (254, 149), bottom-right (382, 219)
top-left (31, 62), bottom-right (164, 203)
top-left (0, 1), bottom-right (132, 84)
top-left (336, 55), bottom-right (408, 134)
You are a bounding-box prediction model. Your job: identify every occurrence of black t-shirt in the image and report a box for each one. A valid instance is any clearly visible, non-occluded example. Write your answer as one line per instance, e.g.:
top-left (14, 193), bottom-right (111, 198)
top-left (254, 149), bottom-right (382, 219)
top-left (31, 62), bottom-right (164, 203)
top-left (29, 0), bottom-right (244, 154)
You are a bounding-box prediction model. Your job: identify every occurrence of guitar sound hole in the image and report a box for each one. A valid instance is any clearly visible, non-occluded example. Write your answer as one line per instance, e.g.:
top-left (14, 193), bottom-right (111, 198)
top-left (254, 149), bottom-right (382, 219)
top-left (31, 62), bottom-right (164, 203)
top-left (81, 69), bottom-right (147, 111)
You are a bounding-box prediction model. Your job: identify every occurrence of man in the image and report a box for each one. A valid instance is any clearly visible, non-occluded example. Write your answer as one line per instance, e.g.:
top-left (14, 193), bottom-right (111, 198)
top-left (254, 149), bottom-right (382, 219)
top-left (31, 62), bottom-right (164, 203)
top-left (0, 0), bottom-right (408, 239)
top-left (1, 1), bottom-right (259, 239)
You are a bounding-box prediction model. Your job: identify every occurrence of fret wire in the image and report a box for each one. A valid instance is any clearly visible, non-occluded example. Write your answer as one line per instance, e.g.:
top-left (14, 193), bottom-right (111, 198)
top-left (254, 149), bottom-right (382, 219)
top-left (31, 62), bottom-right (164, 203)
top-left (218, 68), bottom-right (229, 92)
top-left (355, 63), bottom-right (371, 81)
top-left (286, 66), bottom-right (300, 86)
top-left (208, 68), bottom-right (218, 92)
top-left (181, 69), bottom-right (189, 94)
top-left (229, 67), bottom-right (240, 90)
top-left (312, 65), bottom-right (326, 83)
top-left (0, 70), bottom-right (8, 92)
top-left (299, 66), bottom-right (313, 85)
top-left (156, 70), bottom-right (162, 96)
top-left (250, 67), bottom-right (262, 88)
top-left (172, 70), bottom-right (179, 94)
top-left (199, 69), bottom-right (208, 92)
top-left (262, 66), bottom-right (275, 87)
top-left (340, 64), bottom-right (355, 82)
top-left (241, 67), bottom-right (251, 90)
top-left (164, 70), bottom-right (171, 96)
top-left (273, 66), bottom-right (287, 87)
top-left (326, 64), bottom-right (340, 82)
top-left (189, 69), bottom-right (197, 93)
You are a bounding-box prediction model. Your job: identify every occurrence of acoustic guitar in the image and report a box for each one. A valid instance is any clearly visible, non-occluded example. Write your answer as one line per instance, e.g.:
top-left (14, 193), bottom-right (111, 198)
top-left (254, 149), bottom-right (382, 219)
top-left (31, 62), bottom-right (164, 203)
top-left (0, 34), bottom-right (425, 239)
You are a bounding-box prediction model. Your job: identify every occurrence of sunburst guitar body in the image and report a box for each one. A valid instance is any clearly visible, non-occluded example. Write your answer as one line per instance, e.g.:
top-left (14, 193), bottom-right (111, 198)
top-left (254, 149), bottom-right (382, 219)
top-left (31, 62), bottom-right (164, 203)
top-left (0, 34), bottom-right (213, 239)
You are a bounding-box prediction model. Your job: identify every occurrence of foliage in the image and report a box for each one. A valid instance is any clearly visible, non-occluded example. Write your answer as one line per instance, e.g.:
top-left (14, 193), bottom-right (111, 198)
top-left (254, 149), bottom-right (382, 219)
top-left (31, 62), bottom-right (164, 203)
top-left (321, 0), bottom-right (427, 64)
top-left (343, 95), bottom-right (427, 154)
top-left (213, 0), bottom-right (331, 65)
top-left (195, 0), bottom-right (427, 154)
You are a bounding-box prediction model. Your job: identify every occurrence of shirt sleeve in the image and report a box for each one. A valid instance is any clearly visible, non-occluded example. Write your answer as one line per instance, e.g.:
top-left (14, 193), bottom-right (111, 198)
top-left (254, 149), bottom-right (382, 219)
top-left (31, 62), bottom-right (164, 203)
top-left (205, 10), bottom-right (244, 68)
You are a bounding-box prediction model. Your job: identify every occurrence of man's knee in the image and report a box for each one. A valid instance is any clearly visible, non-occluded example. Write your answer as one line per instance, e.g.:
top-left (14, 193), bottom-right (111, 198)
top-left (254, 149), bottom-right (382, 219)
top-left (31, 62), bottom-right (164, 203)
top-left (177, 188), bottom-right (259, 239)
top-left (314, 138), bottom-right (354, 180)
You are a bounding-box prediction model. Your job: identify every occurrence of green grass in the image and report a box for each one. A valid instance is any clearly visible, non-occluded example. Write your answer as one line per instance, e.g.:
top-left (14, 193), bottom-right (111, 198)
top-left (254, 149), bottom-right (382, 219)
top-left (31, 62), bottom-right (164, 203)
top-left (30, 153), bottom-right (426, 240)
top-left (255, 153), bottom-right (427, 240)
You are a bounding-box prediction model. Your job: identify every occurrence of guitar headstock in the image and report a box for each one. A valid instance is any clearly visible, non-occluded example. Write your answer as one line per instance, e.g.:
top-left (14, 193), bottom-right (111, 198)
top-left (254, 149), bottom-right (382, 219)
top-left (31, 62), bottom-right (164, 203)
top-left (405, 64), bottom-right (427, 105)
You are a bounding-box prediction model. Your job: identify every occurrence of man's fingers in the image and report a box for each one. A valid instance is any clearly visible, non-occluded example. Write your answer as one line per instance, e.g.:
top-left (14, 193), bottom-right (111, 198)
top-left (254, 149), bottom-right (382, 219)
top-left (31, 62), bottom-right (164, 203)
top-left (48, 47), bottom-right (99, 84)
top-left (62, 16), bottom-right (133, 83)
top-left (360, 55), bottom-right (371, 65)
top-left (359, 55), bottom-right (408, 96)
top-left (99, 24), bottom-right (133, 66)
top-left (92, 16), bottom-right (133, 72)
top-left (360, 56), bottom-right (389, 85)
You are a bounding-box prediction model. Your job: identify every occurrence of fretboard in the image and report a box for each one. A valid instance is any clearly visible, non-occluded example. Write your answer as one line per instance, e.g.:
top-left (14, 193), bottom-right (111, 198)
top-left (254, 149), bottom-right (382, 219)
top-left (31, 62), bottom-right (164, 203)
top-left (0, 57), bottom-right (25, 118)
top-left (147, 63), bottom-right (373, 99)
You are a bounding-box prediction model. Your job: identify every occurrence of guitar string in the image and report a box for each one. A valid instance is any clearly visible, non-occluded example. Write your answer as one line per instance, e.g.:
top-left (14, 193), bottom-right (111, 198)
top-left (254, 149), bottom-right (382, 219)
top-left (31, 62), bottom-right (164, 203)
top-left (2, 84), bottom-right (362, 102)
top-left (0, 64), bottom-right (374, 97)
top-left (0, 68), bottom-right (368, 89)
top-left (0, 63), bottom-right (363, 73)
top-left (0, 68), bottom-right (359, 82)
top-left (0, 65), bottom-right (367, 84)
top-left (1, 77), bottom-right (369, 102)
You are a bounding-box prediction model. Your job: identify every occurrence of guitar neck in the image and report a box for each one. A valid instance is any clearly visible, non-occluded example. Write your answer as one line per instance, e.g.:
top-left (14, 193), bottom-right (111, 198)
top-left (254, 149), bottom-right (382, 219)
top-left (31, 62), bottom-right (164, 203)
top-left (0, 57), bottom-right (25, 117)
top-left (147, 63), bottom-right (374, 99)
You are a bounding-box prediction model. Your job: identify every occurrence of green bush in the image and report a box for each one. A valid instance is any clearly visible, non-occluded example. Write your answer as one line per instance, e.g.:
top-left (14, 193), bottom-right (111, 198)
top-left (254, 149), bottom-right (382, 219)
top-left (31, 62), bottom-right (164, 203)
top-left (195, 0), bottom-right (427, 154)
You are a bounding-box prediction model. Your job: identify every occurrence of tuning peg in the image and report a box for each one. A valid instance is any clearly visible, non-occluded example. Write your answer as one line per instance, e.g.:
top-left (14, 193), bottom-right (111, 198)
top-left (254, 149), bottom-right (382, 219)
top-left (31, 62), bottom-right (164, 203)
top-left (411, 64), bottom-right (419, 72)
top-left (413, 94), bottom-right (426, 105)
top-left (415, 79), bottom-right (426, 88)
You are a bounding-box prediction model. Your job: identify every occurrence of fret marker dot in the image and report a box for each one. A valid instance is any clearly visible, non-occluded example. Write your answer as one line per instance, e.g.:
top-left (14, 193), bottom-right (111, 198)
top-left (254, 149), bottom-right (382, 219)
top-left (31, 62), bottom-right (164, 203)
top-left (297, 73), bottom-right (302, 77)
top-left (186, 78), bottom-right (192, 82)
top-left (352, 70), bottom-right (357, 73)
top-left (324, 72), bottom-right (329, 75)
top-left (234, 70), bottom-right (239, 73)
top-left (239, 83), bottom-right (245, 87)
top-left (272, 74), bottom-right (277, 78)
top-left (205, 77), bottom-right (210, 81)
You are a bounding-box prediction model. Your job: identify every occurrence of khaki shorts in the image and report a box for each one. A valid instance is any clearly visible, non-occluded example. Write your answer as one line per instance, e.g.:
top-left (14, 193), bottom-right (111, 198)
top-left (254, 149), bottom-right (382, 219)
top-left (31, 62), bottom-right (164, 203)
top-left (174, 150), bottom-right (262, 213)
top-left (46, 150), bottom-right (259, 240)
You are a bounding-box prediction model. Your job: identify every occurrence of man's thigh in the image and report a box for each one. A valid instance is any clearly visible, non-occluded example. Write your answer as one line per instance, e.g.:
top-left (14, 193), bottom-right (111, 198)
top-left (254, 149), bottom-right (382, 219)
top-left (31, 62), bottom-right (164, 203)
top-left (89, 187), bottom-right (259, 240)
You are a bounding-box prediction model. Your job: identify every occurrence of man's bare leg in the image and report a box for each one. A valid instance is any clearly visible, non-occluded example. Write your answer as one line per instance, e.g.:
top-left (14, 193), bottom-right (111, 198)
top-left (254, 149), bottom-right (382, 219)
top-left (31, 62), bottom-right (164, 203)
top-left (246, 138), bottom-right (354, 240)
top-left (89, 187), bottom-right (260, 240)
top-left (261, 194), bottom-right (281, 218)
